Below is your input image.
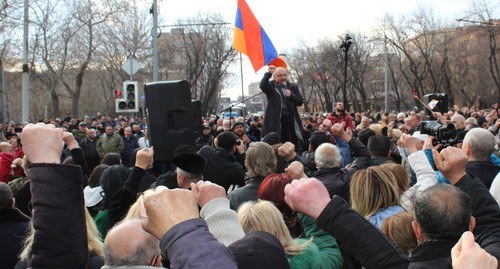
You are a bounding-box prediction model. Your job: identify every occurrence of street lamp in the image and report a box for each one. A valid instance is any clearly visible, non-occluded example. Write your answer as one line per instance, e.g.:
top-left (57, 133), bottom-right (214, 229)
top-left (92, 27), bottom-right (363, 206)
top-left (340, 34), bottom-right (353, 112)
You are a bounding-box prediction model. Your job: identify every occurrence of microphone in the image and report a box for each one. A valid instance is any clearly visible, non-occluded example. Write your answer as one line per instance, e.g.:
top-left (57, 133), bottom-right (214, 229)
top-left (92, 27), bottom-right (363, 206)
top-left (283, 82), bottom-right (289, 89)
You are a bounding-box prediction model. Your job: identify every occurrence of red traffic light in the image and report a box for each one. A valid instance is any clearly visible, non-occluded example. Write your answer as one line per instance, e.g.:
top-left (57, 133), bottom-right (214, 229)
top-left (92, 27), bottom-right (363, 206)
top-left (115, 90), bottom-right (122, 99)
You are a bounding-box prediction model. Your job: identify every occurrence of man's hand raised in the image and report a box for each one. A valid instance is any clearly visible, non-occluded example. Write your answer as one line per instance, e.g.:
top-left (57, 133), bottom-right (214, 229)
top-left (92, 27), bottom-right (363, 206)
top-left (331, 123), bottom-right (351, 141)
top-left (191, 181), bottom-right (227, 208)
top-left (278, 142), bottom-right (296, 161)
top-left (140, 186), bottom-right (199, 239)
top-left (135, 147), bottom-right (154, 170)
top-left (285, 161), bottom-right (306, 180)
top-left (432, 147), bottom-right (468, 185)
top-left (62, 132), bottom-right (79, 150)
top-left (284, 177), bottom-right (331, 219)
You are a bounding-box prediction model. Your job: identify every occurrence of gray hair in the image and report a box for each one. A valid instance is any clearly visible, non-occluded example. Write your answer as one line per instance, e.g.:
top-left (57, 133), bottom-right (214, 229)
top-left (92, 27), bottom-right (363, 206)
top-left (176, 167), bottom-right (203, 184)
top-left (451, 114), bottom-right (465, 124)
top-left (315, 143), bottom-right (342, 169)
top-left (245, 142), bottom-right (276, 177)
top-left (465, 117), bottom-right (477, 126)
top-left (463, 128), bottom-right (495, 161)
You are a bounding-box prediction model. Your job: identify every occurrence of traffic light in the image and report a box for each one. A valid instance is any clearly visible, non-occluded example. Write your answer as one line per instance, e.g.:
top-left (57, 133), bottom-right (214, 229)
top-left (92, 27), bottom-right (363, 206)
top-left (116, 81), bottom-right (139, 113)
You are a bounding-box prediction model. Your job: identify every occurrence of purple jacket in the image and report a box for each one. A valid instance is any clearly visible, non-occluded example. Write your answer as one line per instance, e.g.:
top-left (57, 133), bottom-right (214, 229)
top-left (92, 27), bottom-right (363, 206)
top-left (161, 218), bottom-right (237, 269)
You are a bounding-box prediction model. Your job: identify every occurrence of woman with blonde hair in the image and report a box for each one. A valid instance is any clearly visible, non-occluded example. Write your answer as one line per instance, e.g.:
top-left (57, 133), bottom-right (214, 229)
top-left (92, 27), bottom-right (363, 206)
top-left (238, 200), bottom-right (343, 269)
top-left (349, 166), bottom-right (405, 229)
top-left (380, 162), bottom-right (410, 197)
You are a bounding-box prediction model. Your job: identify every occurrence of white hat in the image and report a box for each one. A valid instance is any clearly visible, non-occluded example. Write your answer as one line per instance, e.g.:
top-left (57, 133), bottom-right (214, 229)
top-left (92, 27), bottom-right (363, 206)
top-left (412, 131), bottom-right (428, 141)
top-left (84, 186), bottom-right (104, 207)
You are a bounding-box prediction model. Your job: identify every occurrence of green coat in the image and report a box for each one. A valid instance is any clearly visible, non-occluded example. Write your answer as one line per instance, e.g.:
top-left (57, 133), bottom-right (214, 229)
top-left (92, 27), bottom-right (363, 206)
top-left (94, 209), bottom-right (108, 239)
top-left (288, 214), bottom-right (343, 269)
top-left (96, 133), bottom-right (124, 160)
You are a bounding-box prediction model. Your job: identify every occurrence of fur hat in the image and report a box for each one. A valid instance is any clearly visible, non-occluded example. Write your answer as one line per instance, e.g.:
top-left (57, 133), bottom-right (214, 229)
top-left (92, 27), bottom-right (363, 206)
top-left (172, 153), bottom-right (207, 174)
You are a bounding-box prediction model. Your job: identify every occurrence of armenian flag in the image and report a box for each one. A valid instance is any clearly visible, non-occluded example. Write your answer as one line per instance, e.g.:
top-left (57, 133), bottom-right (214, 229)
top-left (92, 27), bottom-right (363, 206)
top-left (427, 99), bottom-right (439, 110)
top-left (233, 0), bottom-right (283, 71)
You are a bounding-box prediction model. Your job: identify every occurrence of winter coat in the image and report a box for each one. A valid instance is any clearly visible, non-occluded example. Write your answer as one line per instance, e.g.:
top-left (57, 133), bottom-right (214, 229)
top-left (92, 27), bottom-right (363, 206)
top-left (288, 214), bottom-right (343, 269)
top-left (96, 133), bottom-right (124, 160)
top-left (0, 207), bottom-right (30, 269)
top-left (259, 72), bottom-right (303, 140)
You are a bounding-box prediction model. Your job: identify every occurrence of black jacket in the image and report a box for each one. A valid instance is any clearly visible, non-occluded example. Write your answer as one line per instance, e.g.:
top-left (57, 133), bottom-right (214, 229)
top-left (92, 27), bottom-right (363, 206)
top-left (228, 176), bottom-right (265, 210)
top-left (80, 138), bottom-right (100, 173)
top-left (108, 166), bottom-right (146, 229)
top-left (312, 138), bottom-right (371, 200)
top-left (0, 207), bottom-right (30, 269)
top-left (259, 72), bottom-right (303, 139)
top-left (466, 160), bottom-right (500, 189)
top-left (198, 146), bottom-right (246, 192)
top-left (29, 163), bottom-right (89, 268)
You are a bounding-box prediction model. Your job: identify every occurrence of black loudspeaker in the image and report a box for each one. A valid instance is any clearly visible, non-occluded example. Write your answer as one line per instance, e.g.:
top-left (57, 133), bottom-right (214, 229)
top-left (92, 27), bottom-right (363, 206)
top-left (144, 80), bottom-right (195, 162)
top-left (192, 100), bottom-right (202, 138)
top-left (424, 93), bottom-right (448, 120)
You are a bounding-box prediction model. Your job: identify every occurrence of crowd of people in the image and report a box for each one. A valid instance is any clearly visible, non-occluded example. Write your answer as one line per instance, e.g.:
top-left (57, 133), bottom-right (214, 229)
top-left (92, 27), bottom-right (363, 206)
top-left (1, 68), bottom-right (500, 268)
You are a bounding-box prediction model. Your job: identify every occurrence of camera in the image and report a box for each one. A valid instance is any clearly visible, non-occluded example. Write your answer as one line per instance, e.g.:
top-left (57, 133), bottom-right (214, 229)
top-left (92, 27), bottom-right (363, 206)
top-left (420, 121), bottom-right (461, 146)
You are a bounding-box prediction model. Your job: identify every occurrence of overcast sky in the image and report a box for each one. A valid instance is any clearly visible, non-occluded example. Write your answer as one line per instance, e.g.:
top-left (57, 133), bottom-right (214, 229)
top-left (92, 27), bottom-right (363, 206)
top-left (157, 0), bottom-right (496, 99)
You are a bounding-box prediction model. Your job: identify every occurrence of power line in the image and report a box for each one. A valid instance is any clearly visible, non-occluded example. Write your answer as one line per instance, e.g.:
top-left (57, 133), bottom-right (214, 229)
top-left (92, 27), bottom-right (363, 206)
top-left (159, 22), bottom-right (231, 28)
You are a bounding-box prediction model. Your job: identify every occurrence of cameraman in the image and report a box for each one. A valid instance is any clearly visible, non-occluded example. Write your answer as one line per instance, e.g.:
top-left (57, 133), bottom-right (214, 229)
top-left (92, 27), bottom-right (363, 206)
top-left (424, 128), bottom-right (500, 189)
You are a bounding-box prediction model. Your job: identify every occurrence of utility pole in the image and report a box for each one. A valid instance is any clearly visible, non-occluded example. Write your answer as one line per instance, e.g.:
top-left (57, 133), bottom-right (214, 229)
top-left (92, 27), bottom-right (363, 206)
top-left (340, 34), bottom-right (353, 112)
top-left (384, 36), bottom-right (389, 112)
top-left (239, 52), bottom-right (244, 101)
top-left (22, 0), bottom-right (30, 122)
top-left (152, 0), bottom-right (159, 81)
top-left (0, 60), bottom-right (4, 124)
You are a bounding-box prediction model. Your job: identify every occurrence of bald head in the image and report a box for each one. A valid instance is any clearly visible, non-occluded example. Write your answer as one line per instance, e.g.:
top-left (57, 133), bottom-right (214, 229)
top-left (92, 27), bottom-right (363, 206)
top-left (462, 127), bottom-right (495, 161)
top-left (104, 219), bottom-right (159, 266)
top-left (451, 114), bottom-right (465, 129)
top-left (273, 67), bottom-right (288, 84)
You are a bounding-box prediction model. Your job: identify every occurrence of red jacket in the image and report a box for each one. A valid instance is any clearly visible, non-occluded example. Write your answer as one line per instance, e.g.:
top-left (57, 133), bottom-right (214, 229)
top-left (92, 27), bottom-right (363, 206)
top-left (327, 112), bottom-right (355, 131)
top-left (10, 147), bottom-right (24, 177)
top-left (0, 152), bottom-right (13, 183)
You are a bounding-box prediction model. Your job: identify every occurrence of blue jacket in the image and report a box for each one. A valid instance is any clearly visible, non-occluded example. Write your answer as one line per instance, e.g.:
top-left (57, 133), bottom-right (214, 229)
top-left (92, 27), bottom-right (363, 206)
top-left (369, 205), bottom-right (405, 229)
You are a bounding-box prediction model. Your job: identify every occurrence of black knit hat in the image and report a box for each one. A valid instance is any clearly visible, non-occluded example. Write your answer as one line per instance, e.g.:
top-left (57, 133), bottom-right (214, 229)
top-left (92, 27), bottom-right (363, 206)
top-left (228, 231), bottom-right (290, 269)
top-left (262, 132), bottom-right (281, 146)
top-left (309, 131), bottom-right (329, 150)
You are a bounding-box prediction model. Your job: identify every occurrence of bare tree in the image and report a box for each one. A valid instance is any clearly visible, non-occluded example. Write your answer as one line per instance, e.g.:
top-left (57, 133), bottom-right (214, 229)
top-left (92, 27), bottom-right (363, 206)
top-left (460, 0), bottom-right (500, 105)
top-left (172, 14), bottom-right (237, 116)
top-left (29, 0), bottom-right (128, 118)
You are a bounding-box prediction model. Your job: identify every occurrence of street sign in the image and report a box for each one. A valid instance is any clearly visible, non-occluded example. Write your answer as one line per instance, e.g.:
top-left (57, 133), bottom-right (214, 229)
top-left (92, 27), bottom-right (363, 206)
top-left (121, 58), bottom-right (142, 76)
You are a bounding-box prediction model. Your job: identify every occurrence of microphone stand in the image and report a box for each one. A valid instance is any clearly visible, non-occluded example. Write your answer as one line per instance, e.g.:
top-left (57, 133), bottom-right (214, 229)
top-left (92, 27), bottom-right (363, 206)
top-left (219, 91), bottom-right (264, 118)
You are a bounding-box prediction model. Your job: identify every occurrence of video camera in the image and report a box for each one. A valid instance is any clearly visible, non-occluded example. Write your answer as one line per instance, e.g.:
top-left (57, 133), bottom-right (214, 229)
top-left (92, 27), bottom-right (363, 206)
top-left (420, 121), bottom-right (462, 147)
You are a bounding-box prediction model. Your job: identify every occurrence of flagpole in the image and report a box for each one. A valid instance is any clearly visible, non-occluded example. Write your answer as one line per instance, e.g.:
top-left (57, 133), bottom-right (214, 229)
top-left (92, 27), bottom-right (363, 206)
top-left (240, 52), bottom-right (244, 101)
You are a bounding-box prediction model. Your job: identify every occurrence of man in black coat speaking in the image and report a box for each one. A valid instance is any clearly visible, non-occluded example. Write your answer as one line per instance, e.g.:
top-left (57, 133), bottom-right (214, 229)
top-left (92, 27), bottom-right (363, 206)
top-left (260, 65), bottom-right (304, 150)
